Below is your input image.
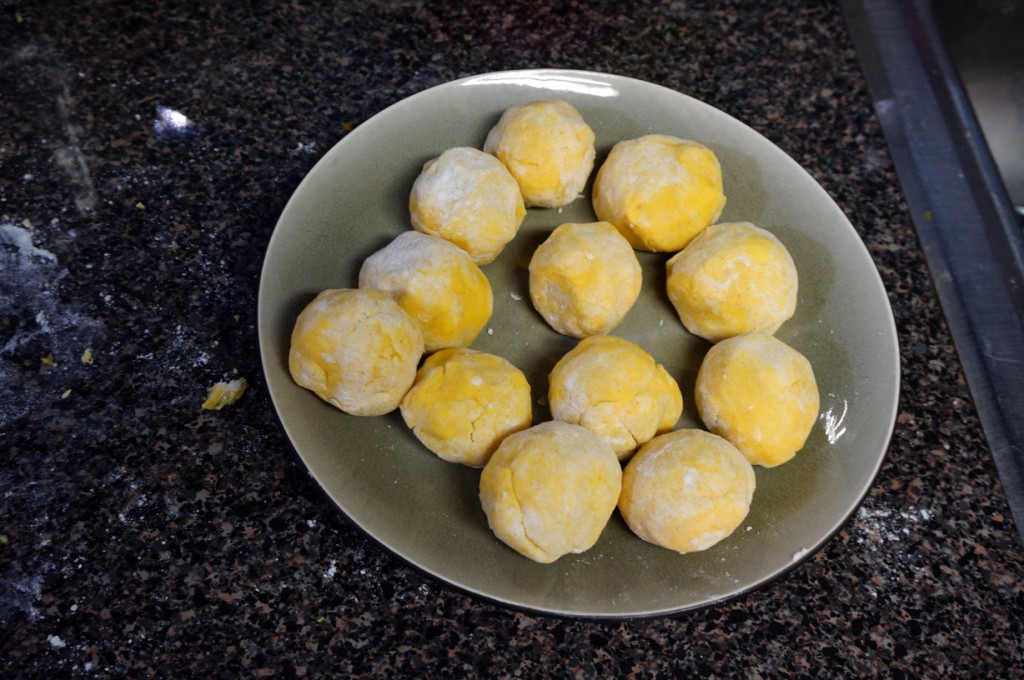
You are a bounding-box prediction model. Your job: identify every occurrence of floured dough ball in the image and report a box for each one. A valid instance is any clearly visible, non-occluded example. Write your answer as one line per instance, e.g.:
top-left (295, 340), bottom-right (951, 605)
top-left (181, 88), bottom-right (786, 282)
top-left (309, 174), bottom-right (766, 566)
top-left (479, 421), bottom-right (622, 563)
top-left (483, 99), bottom-right (596, 208)
top-left (549, 335), bottom-right (682, 461)
top-left (619, 429), bottom-right (756, 554)
top-left (409, 147), bottom-right (526, 264)
top-left (695, 333), bottom-right (819, 468)
top-left (592, 134), bottom-right (726, 252)
top-left (359, 231), bottom-right (493, 352)
top-left (400, 348), bottom-right (532, 467)
top-left (666, 222), bottom-right (798, 342)
top-left (529, 221), bottom-right (642, 337)
top-left (289, 289), bottom-right (424, 416)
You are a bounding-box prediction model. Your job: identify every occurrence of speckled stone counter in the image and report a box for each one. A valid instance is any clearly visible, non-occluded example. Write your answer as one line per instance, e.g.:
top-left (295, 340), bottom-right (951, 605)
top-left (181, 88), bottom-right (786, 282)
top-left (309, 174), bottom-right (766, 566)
top-left (2, 1), bottom-right (1022, 677)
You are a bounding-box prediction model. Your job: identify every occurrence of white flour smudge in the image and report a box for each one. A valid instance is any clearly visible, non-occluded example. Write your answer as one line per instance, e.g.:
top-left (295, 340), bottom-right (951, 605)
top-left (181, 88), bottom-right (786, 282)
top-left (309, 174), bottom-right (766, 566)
top-left (0, 220), bottom-right (105, 428)
top-left (0, 574), bottom-right (43, 625)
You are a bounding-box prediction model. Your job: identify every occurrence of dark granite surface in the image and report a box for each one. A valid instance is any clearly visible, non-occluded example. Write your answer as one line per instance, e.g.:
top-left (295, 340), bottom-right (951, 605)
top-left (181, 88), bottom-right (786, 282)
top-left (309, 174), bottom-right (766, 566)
top-left (2, 0), bottom-right (1022, 676)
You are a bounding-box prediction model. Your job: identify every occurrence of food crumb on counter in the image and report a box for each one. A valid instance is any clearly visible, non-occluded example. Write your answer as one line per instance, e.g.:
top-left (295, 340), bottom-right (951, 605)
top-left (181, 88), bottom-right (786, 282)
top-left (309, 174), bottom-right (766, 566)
top-left (202, 378), bottom-right (248, 410)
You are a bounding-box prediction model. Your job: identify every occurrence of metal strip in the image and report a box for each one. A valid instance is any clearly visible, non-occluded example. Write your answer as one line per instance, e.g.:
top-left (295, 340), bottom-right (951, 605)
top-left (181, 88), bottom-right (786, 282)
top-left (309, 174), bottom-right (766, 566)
top-left (842, 0), bottom-right (1024, 542)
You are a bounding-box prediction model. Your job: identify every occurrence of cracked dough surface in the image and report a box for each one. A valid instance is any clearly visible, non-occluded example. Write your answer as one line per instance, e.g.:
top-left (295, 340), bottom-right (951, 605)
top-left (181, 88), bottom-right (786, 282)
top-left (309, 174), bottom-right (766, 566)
top-left (288, 288), bottom-right (424, 416)
top-left (549, 335), bottom-right (682, 461)
top-left (666, 221), bottom-right (797, 342)
top-left (592, 134), bottom-right (725, 252)
top-left (528, 221), bottom-right (642, 337)
top-left (400, 347), bottom-right (532, 467)
top-left (619, 429), bottom-right (756, 554)
top-left (478, 421), bottom-right (622, 563)
top-left (409, 146), bottom-right (526, 264)
top-left (358, 231), bottom-right (493, 352)
top-left (483, 99), bottom-right (596, 208)
top-left (695, 333), bottom-right (819, 468)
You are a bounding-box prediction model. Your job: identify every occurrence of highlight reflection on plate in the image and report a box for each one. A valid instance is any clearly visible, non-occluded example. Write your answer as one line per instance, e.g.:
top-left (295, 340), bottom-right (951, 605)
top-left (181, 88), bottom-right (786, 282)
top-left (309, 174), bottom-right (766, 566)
top-left (258, 70), bottom-right (899, 619)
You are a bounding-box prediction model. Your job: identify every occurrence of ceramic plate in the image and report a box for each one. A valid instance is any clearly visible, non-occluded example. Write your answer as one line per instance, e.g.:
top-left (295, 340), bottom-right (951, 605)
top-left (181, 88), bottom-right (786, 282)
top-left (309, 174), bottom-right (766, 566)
top-left (258, 69), bottom-right (900, 618)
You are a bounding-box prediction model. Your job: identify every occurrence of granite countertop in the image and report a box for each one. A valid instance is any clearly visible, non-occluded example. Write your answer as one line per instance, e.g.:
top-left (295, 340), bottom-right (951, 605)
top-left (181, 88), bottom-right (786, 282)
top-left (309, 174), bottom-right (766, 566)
top-left (2, 0), bottom-right (1022, 676)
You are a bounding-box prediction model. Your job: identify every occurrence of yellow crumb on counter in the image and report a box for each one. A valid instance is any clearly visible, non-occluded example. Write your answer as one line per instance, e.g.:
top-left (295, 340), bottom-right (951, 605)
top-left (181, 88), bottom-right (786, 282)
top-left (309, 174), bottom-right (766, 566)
top-left (202, 378), bottom-right (248, 410)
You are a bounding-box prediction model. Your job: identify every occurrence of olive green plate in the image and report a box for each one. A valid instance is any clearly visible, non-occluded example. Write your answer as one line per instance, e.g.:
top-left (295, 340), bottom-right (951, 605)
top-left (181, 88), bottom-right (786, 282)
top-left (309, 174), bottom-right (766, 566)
top-left (258, 70), bottom-right (900, 618)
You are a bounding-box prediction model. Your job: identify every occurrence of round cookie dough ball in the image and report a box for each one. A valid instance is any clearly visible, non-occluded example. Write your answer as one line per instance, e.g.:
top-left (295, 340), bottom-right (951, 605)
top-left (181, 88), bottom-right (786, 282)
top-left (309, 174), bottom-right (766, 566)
top-left (483, 99), bottom-right (596, 208)
top-left (479, 421), bottom-right (622, 564)
top-left (666, 222), bottom-right (798, 343)
top-left (695, 333), bottom-right (819, 468)
top-left (289, 289), bottom-right (424, 416)
top-left (549, 335), bottom-right (683, 461)
top-left (619, 429), bottom-right (756, 554)
top-left (409, 147), bottom-right (526, 264)
top-left (359, 231), bottom-right (493, 352)
top-left (592, 134), bottom-right (726, 252)
top-left (400, 348), bottom-right (532, 467)
top-left (528, 221), bottom-right (642, 337)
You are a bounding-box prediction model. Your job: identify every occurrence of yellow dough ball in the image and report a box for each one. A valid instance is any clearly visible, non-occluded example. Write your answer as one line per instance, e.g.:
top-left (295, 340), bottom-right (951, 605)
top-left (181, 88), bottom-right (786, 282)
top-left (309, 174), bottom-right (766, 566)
top-left (483, 99), bottom-right (596, 208)
top-left (288, 289), bottom-right (424, 416)
top-left (619, 429), bottom-right (756, 554)
top-left (400, 348), bottom-right (532, 467)
top-left (528, 221), bottom-right (642, 337)
top-left (358, 231), bottom-right (493, 352)
top-left (549, 335), bottom-right (682, 461)
top-left (409, 147), bottom-right (526, 264)
top-left (666, 222), bottom-right (798, 342)
top-left (695, 333), bottom-right (819, 468)
top-left (479, 421), bottom-right (622, 563)
top-left (592, 134), bottom-right (726, 252)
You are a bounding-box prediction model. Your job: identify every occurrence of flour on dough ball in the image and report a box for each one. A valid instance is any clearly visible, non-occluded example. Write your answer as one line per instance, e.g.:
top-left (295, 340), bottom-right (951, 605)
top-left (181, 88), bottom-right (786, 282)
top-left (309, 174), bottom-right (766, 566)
top-left (479, 421), bottom-right (622, 563)
top-left (359, 231), bottom-right (493, 352)
top-left (619, 429), bottom-right (755, 554)
top-left (409, 147), bottom-right (526, 264)
top-left (549, 335), bottom-right (682, 461)
top-left (288, 289), bottom-right (424, 416)
top-left (483, 99), bottom-right (596, 208)
top-left (400, 348), bottom-right (532, 467)
top-left (666, 222), bottom-right (798, 342)
top-left (529, 221), bottom-right (642, 337)
top-left (695, 333), bottom-right (819, 468)
top-left (592, 134), bottom-right (726, 252)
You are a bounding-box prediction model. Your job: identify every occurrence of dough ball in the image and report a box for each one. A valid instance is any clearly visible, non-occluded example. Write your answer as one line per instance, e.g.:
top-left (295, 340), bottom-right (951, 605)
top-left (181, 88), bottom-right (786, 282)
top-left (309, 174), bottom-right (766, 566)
top-left (549, 335), bottom-right (682, 461)
top-left (592, 134), bottom-right (726, 252)
top-left (483, 99), bottom-right (596, 208)
top-left (288, 289), bottom-right (424, 416)
top-left (619, 429), bottom-right (755, 554)
top-left (400, 348), bottom-right (532, 467)
top-left (359, 231), bottom-right (493, 352)
top-left (666, 222), bottom-right (798, 342)
top-left (479, 421), bottom-right (622, 563)
top-left (528, 221), bottom-right (642, 337)
top-left (409, 147), bottom-right (526, 264)
top-left (695, 333), bottom-right (819, 468)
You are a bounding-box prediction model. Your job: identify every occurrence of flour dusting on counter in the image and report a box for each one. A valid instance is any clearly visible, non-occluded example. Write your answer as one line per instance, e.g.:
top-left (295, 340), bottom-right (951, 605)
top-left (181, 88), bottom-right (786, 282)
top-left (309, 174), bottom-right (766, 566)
top-left (0, 219), bottom-right (105, 428)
